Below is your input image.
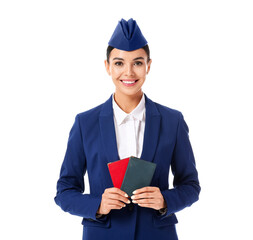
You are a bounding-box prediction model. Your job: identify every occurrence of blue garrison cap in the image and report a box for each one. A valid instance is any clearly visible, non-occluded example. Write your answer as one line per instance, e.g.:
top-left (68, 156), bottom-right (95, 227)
top-left (108, 18), bottom-right (148, 51)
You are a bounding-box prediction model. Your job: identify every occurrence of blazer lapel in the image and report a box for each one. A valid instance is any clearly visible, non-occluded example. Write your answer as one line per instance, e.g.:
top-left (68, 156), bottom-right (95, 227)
top-left (99, 95), bottom-right (120, 164)
top-left (141, 94), bottom-right (161, 162)
top-left (99, 94), bottom-right (161, 164)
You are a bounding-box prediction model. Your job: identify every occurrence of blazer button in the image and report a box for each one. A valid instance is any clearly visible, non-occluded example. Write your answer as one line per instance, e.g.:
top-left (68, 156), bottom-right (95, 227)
top-left (128, 202), bottom-right (134, 211)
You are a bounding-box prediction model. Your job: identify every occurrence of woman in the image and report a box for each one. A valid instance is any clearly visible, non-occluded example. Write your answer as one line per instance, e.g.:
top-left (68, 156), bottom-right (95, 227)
top-left (55, 18), bottom-right (200, 240)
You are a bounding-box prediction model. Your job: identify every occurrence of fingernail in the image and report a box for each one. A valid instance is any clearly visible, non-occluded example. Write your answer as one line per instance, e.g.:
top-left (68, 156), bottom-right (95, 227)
top-left (132, 190), bottom-right (136, 194)
top-left (125, 194), bottom-right (128, 197)
top-left (132, 200), bottom-right (137, 203)
top-left (127, 200), bottom-right (131, 204)
top-left (131, 196), bottom-right (135, 199)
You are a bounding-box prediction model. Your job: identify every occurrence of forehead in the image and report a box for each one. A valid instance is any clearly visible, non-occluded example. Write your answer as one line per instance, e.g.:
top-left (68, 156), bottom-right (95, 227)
top-left (110, 48), bottom-right (147, 60)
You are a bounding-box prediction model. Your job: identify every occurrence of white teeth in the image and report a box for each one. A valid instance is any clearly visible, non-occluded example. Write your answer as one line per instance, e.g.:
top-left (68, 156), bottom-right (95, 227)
top-left (122, 80), bottom-right (136, 84)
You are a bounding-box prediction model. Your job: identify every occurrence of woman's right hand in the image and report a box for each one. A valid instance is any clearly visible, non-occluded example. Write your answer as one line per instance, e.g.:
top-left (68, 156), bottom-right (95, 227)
top-left (96, 187), bottom-right (131, 215)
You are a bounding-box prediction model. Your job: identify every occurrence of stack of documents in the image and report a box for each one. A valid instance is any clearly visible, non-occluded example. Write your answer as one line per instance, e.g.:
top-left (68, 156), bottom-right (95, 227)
top-left (108, 156), bottom-right (156, 196)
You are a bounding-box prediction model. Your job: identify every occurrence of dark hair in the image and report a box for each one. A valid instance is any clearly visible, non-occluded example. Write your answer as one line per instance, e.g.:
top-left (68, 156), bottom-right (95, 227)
top-left (106, 44), bottom-right (150, 63)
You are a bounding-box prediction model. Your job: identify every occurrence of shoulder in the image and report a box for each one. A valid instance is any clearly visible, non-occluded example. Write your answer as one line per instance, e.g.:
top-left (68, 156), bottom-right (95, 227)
top-left (72, 103), bottom-right (104, 131)
top-left (149, 99), bottom-right (188, 132)
top-left (156, 102), bottom-right (184, 126)
top-left (77, 103), bottom-right (104, 121)
top-left (75, 95), bottom-right (112, 123)
top-left (155, 101), bottom-right (181, 116)
top-left (146, 95), bottom-right (182, 120)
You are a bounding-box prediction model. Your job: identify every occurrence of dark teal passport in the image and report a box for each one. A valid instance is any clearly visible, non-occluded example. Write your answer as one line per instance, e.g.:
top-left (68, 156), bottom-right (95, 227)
top-left (120, 156), bottom-right (157, 197)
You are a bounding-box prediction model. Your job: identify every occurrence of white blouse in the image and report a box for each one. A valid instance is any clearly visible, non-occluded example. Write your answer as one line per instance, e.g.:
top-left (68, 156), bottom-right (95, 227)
top-left (112, 93), bottom-right (145, 160)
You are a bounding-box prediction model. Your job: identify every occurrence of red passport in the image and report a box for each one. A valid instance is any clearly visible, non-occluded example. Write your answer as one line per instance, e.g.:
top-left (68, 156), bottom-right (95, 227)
top-left (107, 157), bottom-right (130, 188)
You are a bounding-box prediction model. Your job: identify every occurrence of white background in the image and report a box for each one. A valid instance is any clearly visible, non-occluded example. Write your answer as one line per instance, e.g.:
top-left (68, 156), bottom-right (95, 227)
top-left (1, 0), bottom-right (253, 239)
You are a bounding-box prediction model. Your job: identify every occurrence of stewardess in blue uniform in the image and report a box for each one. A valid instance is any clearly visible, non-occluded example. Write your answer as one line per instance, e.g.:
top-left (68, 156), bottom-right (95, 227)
top-left (55, 18), bottom-right (200, 240)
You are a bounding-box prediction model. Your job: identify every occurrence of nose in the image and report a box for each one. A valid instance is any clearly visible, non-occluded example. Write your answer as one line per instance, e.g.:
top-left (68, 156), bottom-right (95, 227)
top-left (124, 64), bottom-right (134, 77)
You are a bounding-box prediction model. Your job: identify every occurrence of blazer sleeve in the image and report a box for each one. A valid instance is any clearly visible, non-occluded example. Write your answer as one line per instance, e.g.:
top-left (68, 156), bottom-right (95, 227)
top-left (54, 114), bottom-right (106, 222)
top-left (160, 112), bottom-right (201, 219)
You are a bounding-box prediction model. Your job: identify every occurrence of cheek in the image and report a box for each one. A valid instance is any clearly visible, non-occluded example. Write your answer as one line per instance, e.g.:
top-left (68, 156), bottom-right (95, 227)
top-left (110, 67), bottom-right (123, 78)
top-left (136, 67), bottom-right (147, 78)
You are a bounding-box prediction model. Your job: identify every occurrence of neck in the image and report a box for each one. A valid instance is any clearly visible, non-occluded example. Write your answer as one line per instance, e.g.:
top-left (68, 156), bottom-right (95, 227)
top-left (114, 91), bottom-right (143, 114)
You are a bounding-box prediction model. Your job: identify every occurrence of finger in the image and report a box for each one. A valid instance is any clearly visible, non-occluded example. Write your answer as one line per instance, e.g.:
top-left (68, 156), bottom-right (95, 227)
top-left (104, 203), bottom-right (125, 211)
top-left (105, 199), bottom-right (126, 208)
top-left (106, 187), bottom-right (129, 197)
top-left (111, 204), bottom-right (125, 210)
top-left (107, 194), bottom-right (131, 204)
top-left (105, 189), bottom-right (130, 204)
top-left (131, 192), bottom-right (155, 200)
top-left (132, 198), bottom-right (156, 204)
top-left (132, 186), bottom-right (158, 195)
top-left (137, 203), bottom-right (156, 209)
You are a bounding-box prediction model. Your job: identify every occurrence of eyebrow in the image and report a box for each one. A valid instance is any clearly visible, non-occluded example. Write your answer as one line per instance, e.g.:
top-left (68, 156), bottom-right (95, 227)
top-left (133, 57), bottom-right (144, 61)
top-left (112, 57), bottom-right (124, 61)
top-left (112, 57), bottom-right (145, 61)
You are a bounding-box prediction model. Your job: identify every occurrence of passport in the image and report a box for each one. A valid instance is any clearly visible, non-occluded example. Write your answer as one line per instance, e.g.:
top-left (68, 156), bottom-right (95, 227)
top-left (120, 157), bottom-right (156, 197)
top-left (107, 157), bottom-right (130, 188)
top-left (120, 156), bottom-right (156, 197)
top-left (108, 156), bottom-right (157, 196)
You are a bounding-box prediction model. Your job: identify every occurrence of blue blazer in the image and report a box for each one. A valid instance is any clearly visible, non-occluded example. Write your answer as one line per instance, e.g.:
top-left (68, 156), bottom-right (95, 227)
top-left (55, 94), bottom-right (200, 240)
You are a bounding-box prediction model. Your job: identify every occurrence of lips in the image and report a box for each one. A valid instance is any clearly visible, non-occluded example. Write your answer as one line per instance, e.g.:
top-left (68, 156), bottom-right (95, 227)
top-left (120, 79), bottom-right (139, 87)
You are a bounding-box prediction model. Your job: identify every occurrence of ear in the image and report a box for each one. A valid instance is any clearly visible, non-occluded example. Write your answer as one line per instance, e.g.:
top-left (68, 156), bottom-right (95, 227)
top-left (146, 59), bottom-right (152, 74)
top-left (104, 59), bottom-right (111, 76)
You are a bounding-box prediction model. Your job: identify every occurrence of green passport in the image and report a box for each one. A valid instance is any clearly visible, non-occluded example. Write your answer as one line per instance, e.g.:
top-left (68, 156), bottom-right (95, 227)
top-left (120, 156), bottom-right (157, 197)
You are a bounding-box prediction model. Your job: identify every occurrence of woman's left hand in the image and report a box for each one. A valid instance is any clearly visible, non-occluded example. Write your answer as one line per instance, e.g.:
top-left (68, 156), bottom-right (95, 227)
top-left (131, 186), bottom-right (167, 210)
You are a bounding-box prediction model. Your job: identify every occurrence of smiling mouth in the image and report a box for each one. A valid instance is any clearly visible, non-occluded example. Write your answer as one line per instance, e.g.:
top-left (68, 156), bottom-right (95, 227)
top-left (120, 80), bottom-right (138, 84)
top-left (120, 79), bottom-right (139, 87)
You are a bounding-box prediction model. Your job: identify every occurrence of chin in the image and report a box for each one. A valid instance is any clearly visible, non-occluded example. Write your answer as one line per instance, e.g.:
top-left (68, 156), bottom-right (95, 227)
top-left (118, 88), bottom-right (143, 97)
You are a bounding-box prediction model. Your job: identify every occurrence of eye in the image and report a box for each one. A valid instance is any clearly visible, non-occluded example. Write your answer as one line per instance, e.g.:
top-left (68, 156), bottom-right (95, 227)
top-left (134, 61), bottom-right (143, 66)
top-left (115, 61), bottom-right (123, 66)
